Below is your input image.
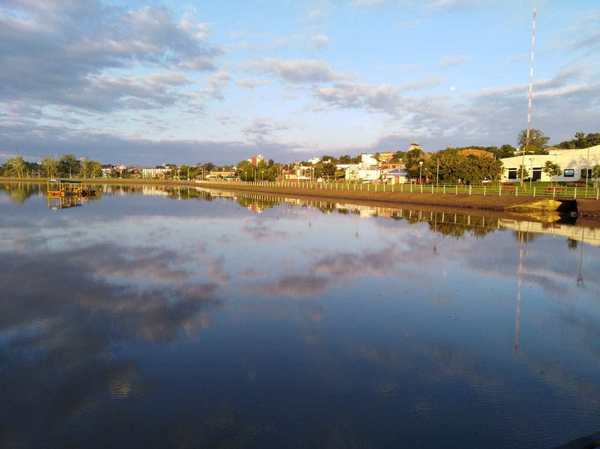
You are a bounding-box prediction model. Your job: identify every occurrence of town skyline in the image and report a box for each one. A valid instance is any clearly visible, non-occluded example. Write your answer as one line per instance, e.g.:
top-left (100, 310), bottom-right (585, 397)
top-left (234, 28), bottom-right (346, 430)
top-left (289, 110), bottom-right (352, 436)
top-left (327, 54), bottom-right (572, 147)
top-left (2, 1), bottom-right (600, 164)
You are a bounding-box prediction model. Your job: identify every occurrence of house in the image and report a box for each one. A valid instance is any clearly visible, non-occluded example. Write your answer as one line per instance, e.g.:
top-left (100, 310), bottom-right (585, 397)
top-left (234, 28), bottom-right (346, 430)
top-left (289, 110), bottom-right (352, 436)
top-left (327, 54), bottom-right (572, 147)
top-left (344, 154), bottom-right (381, 182)
top-left (283, 165), bottom-right (313, 181)
top-left (500, 145), bottom-right (600, 182)
top-left (142, 166), bottom-right (170, 178)
top-left (383, 167), bottom-right (409, 184)
top-left (307, 157), bottom-right (321, 165)
top-left (101, 164), bottom-right (114, 177)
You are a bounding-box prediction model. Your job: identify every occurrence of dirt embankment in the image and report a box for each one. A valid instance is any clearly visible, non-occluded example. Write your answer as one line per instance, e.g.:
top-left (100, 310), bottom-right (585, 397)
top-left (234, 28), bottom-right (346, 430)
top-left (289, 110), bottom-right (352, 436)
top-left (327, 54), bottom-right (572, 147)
top-left (577, 199), bottom-right (600, 219)
top-left (199, 182), bottom-right (555, 213)
top-left (3, 177), bottom-right (599, 220)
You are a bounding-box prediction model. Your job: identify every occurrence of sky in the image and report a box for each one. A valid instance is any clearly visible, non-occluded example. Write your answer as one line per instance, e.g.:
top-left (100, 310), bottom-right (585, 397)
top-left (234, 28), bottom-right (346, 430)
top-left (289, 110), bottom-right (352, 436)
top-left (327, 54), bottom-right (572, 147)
top-left (1, 0), bottom-right (599, 165)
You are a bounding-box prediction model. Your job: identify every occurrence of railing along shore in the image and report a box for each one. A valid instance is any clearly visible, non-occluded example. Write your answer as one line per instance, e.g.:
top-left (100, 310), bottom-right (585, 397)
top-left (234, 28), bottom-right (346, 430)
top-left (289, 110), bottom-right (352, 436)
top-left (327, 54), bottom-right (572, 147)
top-left (204, 179), bottom-right (600, 200)
top-left (2, 176), bottom-right (599, 200)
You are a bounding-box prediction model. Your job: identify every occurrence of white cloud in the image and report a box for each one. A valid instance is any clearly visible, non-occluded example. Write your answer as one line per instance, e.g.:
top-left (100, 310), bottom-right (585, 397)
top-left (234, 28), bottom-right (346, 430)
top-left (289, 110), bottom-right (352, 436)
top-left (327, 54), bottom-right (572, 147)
top-left (350, 0), bottom-right (488, 10)
top-left (0, 2), bottom-right (223, 113)
top-left (314, 78), bottom-right (441, 115)
top-left (200, 71), bottom-right (230, 100)
top-left (311, 34), bottom-right (330, 49)
top-left (243, 119), bottom-right (289, 142)
top-left (247, 58), bottom-right (345, 84)
top-left (236, 79), bottom-right (271, 89)
top-left (351, 0), bottom-right (387, 6)
top-left (440, 55), bottom-right (468, 68)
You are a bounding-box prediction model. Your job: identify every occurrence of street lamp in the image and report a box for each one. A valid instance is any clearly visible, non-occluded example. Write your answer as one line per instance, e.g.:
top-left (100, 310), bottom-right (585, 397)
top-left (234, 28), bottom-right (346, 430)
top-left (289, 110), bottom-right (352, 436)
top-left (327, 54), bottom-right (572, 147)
top-left (587, 146), bottom-right (591, 187)
top-left (419, 160), bottom-right (424, 184)
top-left (528, 157), bottom-right (533, 191)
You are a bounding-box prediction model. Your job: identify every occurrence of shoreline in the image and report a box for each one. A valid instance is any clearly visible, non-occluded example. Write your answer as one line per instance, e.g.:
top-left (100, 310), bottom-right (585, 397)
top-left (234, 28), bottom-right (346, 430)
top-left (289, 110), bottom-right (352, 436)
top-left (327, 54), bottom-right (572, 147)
top-left (2, 177), bottom-right (600, 220)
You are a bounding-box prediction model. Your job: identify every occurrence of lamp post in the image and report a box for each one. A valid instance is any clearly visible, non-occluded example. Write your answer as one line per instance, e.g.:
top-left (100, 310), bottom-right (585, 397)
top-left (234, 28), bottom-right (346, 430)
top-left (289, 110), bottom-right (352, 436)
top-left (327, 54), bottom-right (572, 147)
top-left (587, 146), bottom-right (591, 187)
top-left (529, 157), bottom-right (533, 191)
top-left (436, 159), bottom-right (440, 187)
top-left (419, 160), bottom-right (424, 184)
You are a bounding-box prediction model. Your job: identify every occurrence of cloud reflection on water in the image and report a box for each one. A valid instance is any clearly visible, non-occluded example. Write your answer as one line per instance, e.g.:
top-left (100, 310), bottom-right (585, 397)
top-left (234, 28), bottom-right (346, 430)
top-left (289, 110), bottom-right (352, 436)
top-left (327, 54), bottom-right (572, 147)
top-left (1, 183), bottom-right (600, 449)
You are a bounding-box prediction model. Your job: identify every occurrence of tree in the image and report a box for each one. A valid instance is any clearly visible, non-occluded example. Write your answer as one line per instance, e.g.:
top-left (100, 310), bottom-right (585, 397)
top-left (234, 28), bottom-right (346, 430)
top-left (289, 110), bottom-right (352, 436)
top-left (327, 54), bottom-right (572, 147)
top-left (237, 160), bottom-right (256, 181)
top-left (558, 132), bottom-right (600, 149)
top-left (518, 165), bottom-right (529, 181)
top-left (518, 128), bottom-right (549, 154)
top-left (179, 164), bottom-right (192, 180)
top-left (543, 161), bottom-right (561, 184)
top-left (496, 144), bottom-right (517, 158)
top-left (405, 148), bottom-right (426, 179)
top-left (427, 150), bottom-right (502, 185)
top-left (58, 154), bottom-right (81, 178)
top-left (41, 157), bottom-right (58, 178)
top-left (81, 159), bottom-right (102, 178)
top-left (320, 162), bottom-right (336, 179)
top-left (6, 156), bottom-right (27, 178)
top-left (593, 164), bottom-right (600, 185)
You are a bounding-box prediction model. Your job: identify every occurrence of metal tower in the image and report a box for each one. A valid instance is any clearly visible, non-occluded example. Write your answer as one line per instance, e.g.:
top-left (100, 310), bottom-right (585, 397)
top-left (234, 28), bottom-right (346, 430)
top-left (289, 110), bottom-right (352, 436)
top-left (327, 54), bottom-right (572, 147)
top-left (521, 8), bottom-right (537, 186)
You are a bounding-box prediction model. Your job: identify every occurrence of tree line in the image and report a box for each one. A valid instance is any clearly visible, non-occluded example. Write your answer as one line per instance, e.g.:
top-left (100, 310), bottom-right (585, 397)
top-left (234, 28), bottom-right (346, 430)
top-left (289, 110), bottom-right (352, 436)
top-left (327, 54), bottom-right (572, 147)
top-left (0, 154), bottom-right (103, 179)
top-left (2, 129), bottom-right (599, 182)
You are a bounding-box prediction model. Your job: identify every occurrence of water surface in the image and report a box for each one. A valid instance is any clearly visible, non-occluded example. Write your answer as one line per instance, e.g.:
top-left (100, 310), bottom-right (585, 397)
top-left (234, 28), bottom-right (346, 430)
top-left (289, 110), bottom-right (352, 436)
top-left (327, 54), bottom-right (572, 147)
top-left (1, 183), bottom-right (600, 449)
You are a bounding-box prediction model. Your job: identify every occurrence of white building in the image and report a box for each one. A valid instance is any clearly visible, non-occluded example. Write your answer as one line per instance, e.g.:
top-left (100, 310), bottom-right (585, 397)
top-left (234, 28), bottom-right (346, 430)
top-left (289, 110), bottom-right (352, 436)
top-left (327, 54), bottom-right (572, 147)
top-left (343, 154), bottom-right (381, 182)
top-left (284, 165), bottom-right (312, 181)
top-left (142, 167), bottom-right (170, 178)
top-left (500, 145), bottom-right (600, 183)
top-left (383, 167), bottom-right (409, 184)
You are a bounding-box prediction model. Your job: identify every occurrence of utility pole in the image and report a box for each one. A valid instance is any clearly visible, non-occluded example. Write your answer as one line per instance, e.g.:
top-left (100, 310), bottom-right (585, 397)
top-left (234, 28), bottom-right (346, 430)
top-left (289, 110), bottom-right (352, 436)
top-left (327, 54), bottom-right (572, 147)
top-left (521, 8), bottom-right (537, 187)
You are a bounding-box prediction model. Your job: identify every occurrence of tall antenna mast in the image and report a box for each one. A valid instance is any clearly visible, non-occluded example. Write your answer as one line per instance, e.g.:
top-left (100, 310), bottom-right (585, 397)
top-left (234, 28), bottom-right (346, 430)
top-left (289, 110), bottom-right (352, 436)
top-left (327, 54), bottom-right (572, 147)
top-left (521, 8), bottom-right (537, 186)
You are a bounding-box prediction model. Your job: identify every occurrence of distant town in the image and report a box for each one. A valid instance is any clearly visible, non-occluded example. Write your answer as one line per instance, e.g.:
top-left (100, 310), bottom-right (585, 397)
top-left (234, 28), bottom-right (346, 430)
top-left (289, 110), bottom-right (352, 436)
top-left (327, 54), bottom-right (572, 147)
top-left (2, 130), bottom-right (600, 185)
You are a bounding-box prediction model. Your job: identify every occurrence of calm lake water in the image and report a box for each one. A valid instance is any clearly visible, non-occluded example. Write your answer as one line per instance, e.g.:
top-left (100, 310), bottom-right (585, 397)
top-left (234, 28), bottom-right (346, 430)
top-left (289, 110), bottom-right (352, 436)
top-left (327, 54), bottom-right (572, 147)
top-left (1, 183), bottom-right (600, 449)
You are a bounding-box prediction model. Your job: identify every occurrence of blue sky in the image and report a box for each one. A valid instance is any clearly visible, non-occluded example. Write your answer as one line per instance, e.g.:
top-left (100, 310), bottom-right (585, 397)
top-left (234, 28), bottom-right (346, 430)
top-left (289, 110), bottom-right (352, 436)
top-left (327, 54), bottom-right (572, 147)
top-left (1, 0), bottom-right (599, 164)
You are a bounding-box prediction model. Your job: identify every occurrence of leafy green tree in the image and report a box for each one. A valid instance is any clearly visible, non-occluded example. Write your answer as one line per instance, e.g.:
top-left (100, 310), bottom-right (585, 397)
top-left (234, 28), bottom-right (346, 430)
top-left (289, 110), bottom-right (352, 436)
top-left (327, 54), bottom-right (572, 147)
top-left (41, 157), bottom-right (58, 178)
top-left (321, 162), bottom-right (336, 179)
top-left (6, 156), bottom-right (27, 178)
top-left (558, 132), bottom-right (600, 149)
top-left (543, 161), bottom-right (561, 184)
top-left (237, 160), bottom-right (257, 181)
top-left (518, 165), bottom-right (529, 181)
top-left (179, 164), bottom-right (192, 180)
top-left (337, 154), bottom-right (360, 164)
top-left (58, 154), bottom-right (81, 178)
top-left (405, 148), bottom-right (427, 179)
top-left (427, 150), bottom-right (502, 184)
top-left (496, 144), bottom-right (517, 158)
top-left (518, 128), bottom-right (549, 154)
top-left (593, 165), bottom-right (600, 185)
top-left (391, 151), bottom-right (406, 162)
top-left (81, 160), bottom-right (102, 178)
